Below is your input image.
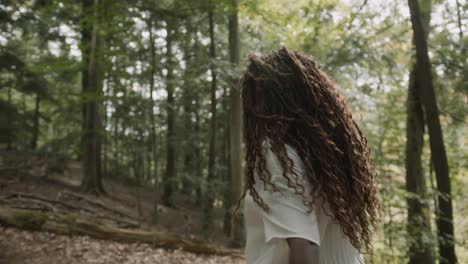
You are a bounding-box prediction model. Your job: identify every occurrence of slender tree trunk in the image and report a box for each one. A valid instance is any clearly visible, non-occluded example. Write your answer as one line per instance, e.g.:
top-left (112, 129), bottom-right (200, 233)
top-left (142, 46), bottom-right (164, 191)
top-left (182, 86), bottom-right (193, 195)
top-left (120, 120), bottom-right (127, 178)
top-left (194, 99), bottom-right (202, 206)
top-left (81, 0), bottom-right (104, 194)
top-left (80, 0), bottom-right (92, 161)
top-left (203, 9), bottom-right (218, 229)
top-left (146, 15), bottom-right (161, 217)
top-left (161, 18), bottom-right (176, 207)
top-left (455, 0), bottom-right (467, 101)
top-left (102, 107), bottom-right (107, 177)
top-left (147, 16), bottom-right (157, 185)
top-left (406, 54), bottom-right (434, 264)
top-left (407, 1), bottom-right (457, 263)
top-left (6, 84), bottom-right (12, 150)
top-left (223, 80), bottom-right (232, 235)
top-left (102, 76), bottom-right (108, 178)
top-left (135, 128), bottom-right (145, 219)
top-left (455, 0), bottom-right (464, 41)
top-left (113, 103), bottom-right (119, 176)
top-left (181, 19), bottom-right (197, 196)
top-left (228, 0), bottom-right (244, 247)
top-left (96, 114), bottom-right (104, 191)
top-left (405, 1), bottom-right (434, 263)
top-left (30, 93), bottom-right (40, 149)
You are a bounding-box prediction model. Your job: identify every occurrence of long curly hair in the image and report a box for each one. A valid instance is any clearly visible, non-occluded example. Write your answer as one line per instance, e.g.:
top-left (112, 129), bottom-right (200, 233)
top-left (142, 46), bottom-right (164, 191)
top-left (236, 46), bottom-right (380, 253)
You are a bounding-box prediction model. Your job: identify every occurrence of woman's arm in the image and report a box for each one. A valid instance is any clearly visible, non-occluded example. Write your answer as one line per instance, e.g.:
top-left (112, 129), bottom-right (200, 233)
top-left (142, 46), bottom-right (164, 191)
top-left (287, 237), bottom-right (320, 264)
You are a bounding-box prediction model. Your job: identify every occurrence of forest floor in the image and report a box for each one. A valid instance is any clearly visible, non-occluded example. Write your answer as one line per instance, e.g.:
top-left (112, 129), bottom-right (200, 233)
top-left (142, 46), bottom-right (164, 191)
top-left (0, 158), bottom-right (244, 263)
top-left (0, 227), bottom-right (244, 264)
top-left (0, 170), bottom-right (230, 242)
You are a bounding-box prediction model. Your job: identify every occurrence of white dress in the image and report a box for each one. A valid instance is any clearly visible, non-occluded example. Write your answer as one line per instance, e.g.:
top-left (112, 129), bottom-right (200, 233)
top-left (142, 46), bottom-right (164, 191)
top-left (244, 139), bottom-right (364, 264)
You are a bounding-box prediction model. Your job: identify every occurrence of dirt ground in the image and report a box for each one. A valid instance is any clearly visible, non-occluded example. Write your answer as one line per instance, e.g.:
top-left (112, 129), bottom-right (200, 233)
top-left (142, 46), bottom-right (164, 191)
top-left (0, 159), bottom-right (245, 263)
top-left (0, 227), bottom-right (245, 264)
top-left (0, 171), bottom-right (230, 243)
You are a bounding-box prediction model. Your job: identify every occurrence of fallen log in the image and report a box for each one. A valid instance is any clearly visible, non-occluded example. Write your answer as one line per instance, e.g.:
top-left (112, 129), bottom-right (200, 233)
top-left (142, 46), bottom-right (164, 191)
top-left (61, 191), bottom-right (135, 220)
top-left (2, 192), bottom-right (139, 228)
top-left (4, 192), bottom-right (90, 213)
top-left (0, 207), bottom-right (244, 258)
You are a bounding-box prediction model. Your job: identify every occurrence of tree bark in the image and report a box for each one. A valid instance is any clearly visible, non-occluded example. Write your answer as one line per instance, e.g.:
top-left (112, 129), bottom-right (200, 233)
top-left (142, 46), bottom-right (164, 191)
top-left (407, 1), bottom-right (457, 263)
top-left (181, 19), bottom-right (197, 196)
top-left (112, 92), bottom-right (119, 176)
top-left (30, 93), bottom-right (40, 149)
top-left (102, 75), bottom-right (108, 179)
top-left (145, 15), bottom-right (161, 219)
top-left (194, 97), bottom-right (203, 206)
top-left (223, 74), bottom-right (232, 235)
top-left (147, 15), bottom-right (157, 186)
top-left (161, 18), bottom-right (176, 207)
top-left (406, 54), bottom-right (434, 264)
top-left (80, 0), bottom-right (92, 161)
top-left (228, 0), bottom-right (244, 247)
top-left (80, 0), bottom-right (104, 194)
top-left (405, 1), bottom-right (434, 263)
top-left (6, 84), bottom-right (13, 150)
top-left (203, 9), bottom-right (218, 229)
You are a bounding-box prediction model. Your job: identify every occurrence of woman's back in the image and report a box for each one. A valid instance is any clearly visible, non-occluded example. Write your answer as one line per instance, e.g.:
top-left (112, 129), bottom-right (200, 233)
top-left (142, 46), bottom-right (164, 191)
top-left (243, 138), bottom-right (364, 264)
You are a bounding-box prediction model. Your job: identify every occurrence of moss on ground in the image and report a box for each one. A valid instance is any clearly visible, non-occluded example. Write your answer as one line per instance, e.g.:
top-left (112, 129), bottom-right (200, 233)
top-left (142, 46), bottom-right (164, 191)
top-left (13, 211), bottom-right (47, 230)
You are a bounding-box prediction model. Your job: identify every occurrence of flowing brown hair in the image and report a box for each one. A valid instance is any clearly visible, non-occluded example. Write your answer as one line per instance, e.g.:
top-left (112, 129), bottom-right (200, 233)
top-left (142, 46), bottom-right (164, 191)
top-left (235, 46), bottom-right (380, 253)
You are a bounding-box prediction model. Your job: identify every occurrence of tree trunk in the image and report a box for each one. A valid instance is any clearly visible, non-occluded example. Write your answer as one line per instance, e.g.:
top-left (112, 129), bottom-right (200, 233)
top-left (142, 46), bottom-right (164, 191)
top-left (223, 79), bottom-right (232, 235)
top-left (102, 76), bottom-right (108, 178)
top-left (81, 0), bottom-right (104, 194)
top-left (6, 84), bottom-right (13, 150)
top-left (147, 15), bottom-right (157, 184)
top-left (406, 66), bottom-right (434, 264)
top-left (194, 98), bottom-right (203, 206)
top-left (181, 19), bottom-right (197, 196)
top-left (405, 1), bottom-right (434, 263)
top-left (80, 0), bottom-right (92, 161)
top-left (161, 18), bottom-right (176, 207)
top-left (113, 99), bottom-right (119, 176)
top-left (181, 89), bottom-right (193, 195)
top-left (228, 0), bottom-right (244, 247)
top-left (407, 1), bottom-right (457, 263)
top-left (203, 10), bottom-right (218, 229)
top-left (146, 15), bottom-right (161, 218)
top-left (30, 92), bottom-right (40, 149)
top-left (96, 106), bottom-right (104, 191)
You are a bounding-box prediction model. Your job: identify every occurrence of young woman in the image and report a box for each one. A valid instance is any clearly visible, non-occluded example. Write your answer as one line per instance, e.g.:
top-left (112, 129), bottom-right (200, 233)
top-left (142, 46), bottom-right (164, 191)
top-left (238, 47), bottom-right (380, 264)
